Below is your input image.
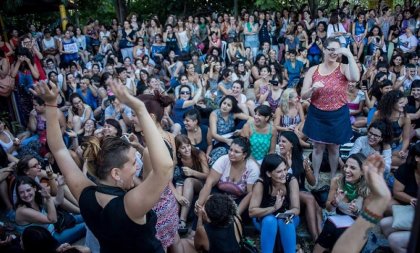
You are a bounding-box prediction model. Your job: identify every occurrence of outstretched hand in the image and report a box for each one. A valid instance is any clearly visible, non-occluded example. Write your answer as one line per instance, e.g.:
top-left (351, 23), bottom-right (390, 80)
top-left (362, 154), bottom-right (391, 201)
top-left (29, 80), bottom-right (59, 104)
top-left (108, 79), bottom-right (142, 108)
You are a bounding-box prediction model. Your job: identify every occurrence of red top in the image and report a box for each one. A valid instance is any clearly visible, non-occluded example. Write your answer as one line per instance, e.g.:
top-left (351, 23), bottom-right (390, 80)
top-left (311, 64), bottom-right (348, 111)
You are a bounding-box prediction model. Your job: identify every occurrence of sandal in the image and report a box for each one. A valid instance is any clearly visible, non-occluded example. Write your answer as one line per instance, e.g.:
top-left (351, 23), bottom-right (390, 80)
top-left (178, 220), bottom-right (188, 235)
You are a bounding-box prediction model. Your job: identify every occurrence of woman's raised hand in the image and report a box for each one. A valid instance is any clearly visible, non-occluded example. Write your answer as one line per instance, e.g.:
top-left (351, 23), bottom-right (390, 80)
top-left (29, 80), bottom-right (59, 105)
top-left (362, 154), bottom-right (391, 201)
top-left (108, 79), bottom-right (142, 109)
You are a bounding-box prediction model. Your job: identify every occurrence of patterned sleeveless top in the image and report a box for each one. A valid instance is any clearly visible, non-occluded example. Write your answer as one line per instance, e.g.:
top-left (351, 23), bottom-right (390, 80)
top-left (249, 122), bottom-right (272, 161)
top-left (311, 64), bottom-right (348, 111)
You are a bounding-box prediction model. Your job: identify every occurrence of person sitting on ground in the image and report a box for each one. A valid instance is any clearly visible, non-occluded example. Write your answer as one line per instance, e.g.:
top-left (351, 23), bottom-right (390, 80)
top-left (196, 137), bottom-right (260, 217)
top-left (15, 176), bottom-right (86, 244)
top-left (174, 134), bottom-right (209, 234)
top-left (194, 194), bottom-right (241, 253)
top-left (249, 153), bottom-right (300, 253)
top-left (313, 153), bottom-right (369, 253)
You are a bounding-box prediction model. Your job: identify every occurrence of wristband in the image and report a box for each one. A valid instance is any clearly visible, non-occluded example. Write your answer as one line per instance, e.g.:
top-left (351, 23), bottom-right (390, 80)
top-left (360, 206), bottom-right (382, 224)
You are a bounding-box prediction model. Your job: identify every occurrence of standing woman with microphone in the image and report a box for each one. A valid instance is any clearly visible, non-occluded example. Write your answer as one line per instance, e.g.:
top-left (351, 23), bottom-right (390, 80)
top-left (301, 37), bottom-right (360, 184)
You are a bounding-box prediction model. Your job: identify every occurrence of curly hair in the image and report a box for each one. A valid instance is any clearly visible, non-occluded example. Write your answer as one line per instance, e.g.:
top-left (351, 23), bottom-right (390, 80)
top-left (204, 194), bottom-right (237, 227)
top-left (377, 90), bottom-right (405, 119)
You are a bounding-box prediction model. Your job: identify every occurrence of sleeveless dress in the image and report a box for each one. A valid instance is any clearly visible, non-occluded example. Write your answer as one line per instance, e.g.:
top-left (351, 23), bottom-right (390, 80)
top-left (209, 109), bottom-right (236, 166)
top-left (249, 122), bottom-right (272, 162)
top-left (303, 64), bottom-right (352, 144)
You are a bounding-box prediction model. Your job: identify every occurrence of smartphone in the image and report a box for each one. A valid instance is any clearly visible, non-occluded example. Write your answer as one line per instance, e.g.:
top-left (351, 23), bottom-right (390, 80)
top-left (275, 213), bottom-right (294, 219)
top-left (121, 134), bottom-right (130, 143)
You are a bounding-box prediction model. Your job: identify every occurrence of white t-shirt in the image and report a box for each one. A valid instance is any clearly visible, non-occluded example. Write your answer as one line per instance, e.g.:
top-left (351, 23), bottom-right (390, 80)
top-left (212, 154), bottom-right (260, 193)
top-left (398, 34), bottom-right (418, 53)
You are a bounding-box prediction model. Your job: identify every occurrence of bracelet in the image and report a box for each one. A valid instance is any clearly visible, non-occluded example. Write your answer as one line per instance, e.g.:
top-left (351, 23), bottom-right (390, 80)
top-left (360, 206), bottom-right (382, 224)
top-left (45, 104), bottom-right (58, 108)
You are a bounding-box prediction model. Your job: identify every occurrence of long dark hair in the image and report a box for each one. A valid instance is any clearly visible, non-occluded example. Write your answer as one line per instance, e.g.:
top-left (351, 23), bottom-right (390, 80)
top-left (260, 154), bottom-right (288, 198)
top-left (219, 95), bottom-right (242, 114)
top-left (15, 176), bottom-right (43, 209)
top-left (22, 226), bottom-right (58, 253)
top-left (175, 135), bottom-right (204, 173)
top-left (280, 131), bottom-right (304, 178)
top-left (16, 155), bottom-right (37, 176)
top-left (406, 142), bottom-right (420, 169)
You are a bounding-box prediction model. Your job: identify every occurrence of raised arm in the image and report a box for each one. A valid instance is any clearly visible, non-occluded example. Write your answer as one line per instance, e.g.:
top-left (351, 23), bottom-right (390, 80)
top-left (108, 81), bottom-right (174, 222)
top-left (31, 81), bottom-right (94, 202)
top-left (332, 154), bottom-right (391, 253)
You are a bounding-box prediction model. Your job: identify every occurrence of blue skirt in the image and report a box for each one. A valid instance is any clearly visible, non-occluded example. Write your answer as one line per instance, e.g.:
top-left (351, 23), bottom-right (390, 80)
top-left (303, 105), bottom-right (353, 145)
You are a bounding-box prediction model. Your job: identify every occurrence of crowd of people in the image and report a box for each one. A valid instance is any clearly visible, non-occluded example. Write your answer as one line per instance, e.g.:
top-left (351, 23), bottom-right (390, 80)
top-left (0, 1), bottom-right (419, 253)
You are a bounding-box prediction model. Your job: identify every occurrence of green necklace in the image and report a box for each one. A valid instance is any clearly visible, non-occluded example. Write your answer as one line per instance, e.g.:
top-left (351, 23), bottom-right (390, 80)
top-left (343, 182), bottom-right (358, 202)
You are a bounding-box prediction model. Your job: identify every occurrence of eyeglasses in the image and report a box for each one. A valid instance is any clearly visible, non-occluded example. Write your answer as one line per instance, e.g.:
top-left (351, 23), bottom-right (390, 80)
top-left (180, 91), bottom-right (191, 95)
top-left (368, 131), bottom-right (382, 139)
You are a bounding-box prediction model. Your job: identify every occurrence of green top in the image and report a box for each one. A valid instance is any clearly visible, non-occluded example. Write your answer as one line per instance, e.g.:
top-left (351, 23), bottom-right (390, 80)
top-left (249, 122), bottom-right (272, 161)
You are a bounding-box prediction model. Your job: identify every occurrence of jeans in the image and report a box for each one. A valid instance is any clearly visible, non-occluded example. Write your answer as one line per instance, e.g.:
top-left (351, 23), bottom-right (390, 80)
top-left (308, 54), bottom-right (321, 66)
top-left (253, 215), bottom-right (300, 253)
top-left (120, 47), bottom-right (134, 62)
top-left (52, 214), bottom-right (86, 244)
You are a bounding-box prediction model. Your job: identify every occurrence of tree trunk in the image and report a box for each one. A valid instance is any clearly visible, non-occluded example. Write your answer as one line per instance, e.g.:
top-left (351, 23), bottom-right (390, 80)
top-left (114, 0), bottom-right (127, 23)
top-left (234, 0), bottom-right (238, 18)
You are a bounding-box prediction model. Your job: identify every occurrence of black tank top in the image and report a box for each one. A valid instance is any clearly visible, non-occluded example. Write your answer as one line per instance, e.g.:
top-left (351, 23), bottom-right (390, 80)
top-left (79, 185), bottom-right (164, 253)
top-left (204, 222), bottom-right (240, 253)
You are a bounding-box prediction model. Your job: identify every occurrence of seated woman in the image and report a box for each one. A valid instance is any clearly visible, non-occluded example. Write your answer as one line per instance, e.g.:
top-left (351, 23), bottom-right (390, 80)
top-left (171, 81), bottom-right (203, 134)
top-left (274, 88), bottom-right (309, 148)
top-left (349, 120), bottom-right (392, 174)
top-left (258, 78), bottom-right (283, 113)
top-left (380, 143), bottom-right (419, 253)
top-left (174, 135), bottom-right (209, 234)
top-left (208, 95), bottom-right (249, 165)
top-left (278, 131), bottom-right (321, 241)
top-left (181, 109), bottom-right (212, 156)
top-left (67, 94), bottom-right (94, 136)
top-left (372, 90), bottom-right (411, 168)
top-left (15, 155), bottom-right (79, 214)
top-left (240, 105), bottom-right (277, 164)
top-left (104, 96), bottom-right (132, 133)
top-left (196, 137), bottom-right (260, 216)
top-left (347, 81), bottom-right (367, 130)
top-left (313, 153), bottom-right (369, 253)
top-left (249, 154), bottom-right (300, 253)
top-left (231, 80), bottom-right (253, 116)
top-left (15, 176), bottom-right (86, 244)
top-left (22, 96), bottom-right (66, 156)
top-left (195, 194), bottom-right (241, 253)
top-left (0, 120), bottom-right (19, 155)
